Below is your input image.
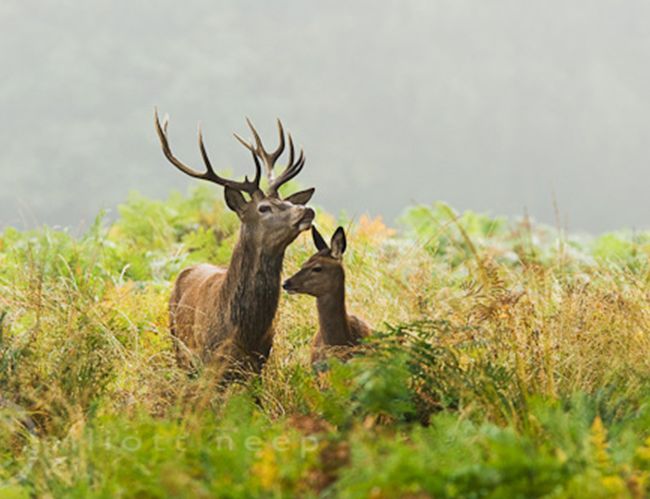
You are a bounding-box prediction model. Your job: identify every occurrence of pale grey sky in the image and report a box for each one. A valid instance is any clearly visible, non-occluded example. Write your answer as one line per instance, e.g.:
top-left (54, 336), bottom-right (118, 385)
top-left (1, 0), bottom-right (649, 232)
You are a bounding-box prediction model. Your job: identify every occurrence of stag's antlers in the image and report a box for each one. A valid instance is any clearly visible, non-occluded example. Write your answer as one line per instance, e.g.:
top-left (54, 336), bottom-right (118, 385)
top-left (154, 109), bottom-right (262, 196)
top-left (233, 118), bottom-right (306, 197)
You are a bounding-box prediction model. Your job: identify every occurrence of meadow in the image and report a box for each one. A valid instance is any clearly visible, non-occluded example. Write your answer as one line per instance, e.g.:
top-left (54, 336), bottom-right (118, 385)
top-left (1, 186), bottom-right (650, 498)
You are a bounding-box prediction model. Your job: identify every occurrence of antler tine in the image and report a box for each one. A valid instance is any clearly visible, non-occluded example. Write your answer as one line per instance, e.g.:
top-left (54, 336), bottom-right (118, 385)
top-left (231, 117), bottom-right (307, 197)
top-left (154, 109), bottom-right (261, 196)
top-left (268, 138), bottom-right (306, 196)
top-left (285, 133), bottom-right (295, 171)
top-left (246, 117), bottom-right (264, 153)
top-left (233, 131), bottom-right (255, 154)
top-left (198, 127), bottom-right (261, 195)
top-left (272, 118), bottom-right (286, 163)
top-left (196, 126), bottom-right (219, 179)
top-left (155, 108), bottom-right (207, 179)
top-left (247, 149), bottom-right (263, 188)
top-left (235, 118), bottom-right (286, 184)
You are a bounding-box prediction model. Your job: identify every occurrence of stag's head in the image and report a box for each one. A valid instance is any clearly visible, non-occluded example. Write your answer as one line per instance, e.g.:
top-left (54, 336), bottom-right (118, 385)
top-left (155, 111), bottom-right (315, 250)
top-left (283, 226), bottom-right (347, 297)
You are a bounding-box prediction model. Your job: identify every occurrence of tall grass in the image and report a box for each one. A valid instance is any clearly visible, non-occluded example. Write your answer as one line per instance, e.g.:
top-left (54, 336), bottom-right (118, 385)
top-left (1, 187), bottom-right (649, 497)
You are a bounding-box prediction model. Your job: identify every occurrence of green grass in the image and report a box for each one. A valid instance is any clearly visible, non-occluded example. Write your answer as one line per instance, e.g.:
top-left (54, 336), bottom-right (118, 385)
top-left (1, 186), bottom-right (650, 498)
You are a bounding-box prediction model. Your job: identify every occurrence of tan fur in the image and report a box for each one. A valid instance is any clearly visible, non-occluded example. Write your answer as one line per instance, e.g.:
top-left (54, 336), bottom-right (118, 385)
top-left (169, 264), bottom-right (227, 369)
top-left (310, 312), bottom-right (371, 365)
top-left (283, 227), bottom-right (371, 367)
top-left (155, 114), bottom-right (316, 377)
top-left (169, 215), bottom-right (305, 375)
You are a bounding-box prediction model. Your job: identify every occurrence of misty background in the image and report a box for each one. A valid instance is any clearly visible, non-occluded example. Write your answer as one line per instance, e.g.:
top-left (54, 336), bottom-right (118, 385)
top-left (1, 0), bottom-right (649, 233)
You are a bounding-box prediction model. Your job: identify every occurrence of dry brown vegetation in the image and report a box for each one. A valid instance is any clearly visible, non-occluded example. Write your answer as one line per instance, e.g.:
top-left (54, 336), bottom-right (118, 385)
top-left (1, 188), bottom-right (650, 497)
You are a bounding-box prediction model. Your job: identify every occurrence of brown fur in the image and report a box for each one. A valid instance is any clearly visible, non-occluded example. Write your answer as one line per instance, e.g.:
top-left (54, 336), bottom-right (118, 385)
top-left (310, 279), bottom-right (371, 365)
top-left (170, 204), bottom-right (312, 375)
top-left (156, 114), bottom-right (315, 377)
top-left (283, 227), bottom-right (371, 366)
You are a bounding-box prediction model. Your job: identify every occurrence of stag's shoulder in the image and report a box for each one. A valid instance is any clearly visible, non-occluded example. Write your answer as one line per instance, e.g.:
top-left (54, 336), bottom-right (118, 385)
top-left (171, 265), bottom-right (227, 306)
top-left (175, 264), bottom-right (226, 287)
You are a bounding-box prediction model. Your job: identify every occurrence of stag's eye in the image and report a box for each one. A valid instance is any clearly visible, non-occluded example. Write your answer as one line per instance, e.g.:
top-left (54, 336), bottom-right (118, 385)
top-left (312, 266), bottom-right (323, 273)
top-left (258, 205), bottom-right (272, 214)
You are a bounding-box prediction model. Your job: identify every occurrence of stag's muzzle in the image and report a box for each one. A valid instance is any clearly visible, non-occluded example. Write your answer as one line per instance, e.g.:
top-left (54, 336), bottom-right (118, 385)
top-left (296, 208), bottom-right (315, 232)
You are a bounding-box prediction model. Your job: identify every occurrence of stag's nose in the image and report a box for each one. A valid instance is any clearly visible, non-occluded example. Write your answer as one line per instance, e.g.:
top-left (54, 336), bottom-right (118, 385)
top-left (302, 207), bottom-right (315, 224)
top-left (295, 207), bottom-right (315, 231)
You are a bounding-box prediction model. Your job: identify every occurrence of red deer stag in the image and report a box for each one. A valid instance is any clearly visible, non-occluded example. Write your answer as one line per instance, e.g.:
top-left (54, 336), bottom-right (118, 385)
top-left (282, 226), bottom-right (371, 366)
top-left (155, 110), bottom-right (315, 375)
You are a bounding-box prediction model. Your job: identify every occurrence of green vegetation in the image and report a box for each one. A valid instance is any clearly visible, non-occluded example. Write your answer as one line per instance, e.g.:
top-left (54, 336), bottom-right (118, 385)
top-left (1, 187), bottom-right (650, 498)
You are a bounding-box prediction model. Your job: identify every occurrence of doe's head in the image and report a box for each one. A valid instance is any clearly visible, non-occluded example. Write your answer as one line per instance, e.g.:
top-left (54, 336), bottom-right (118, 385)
top-left (155, 111), bottom-right (315, 250)
top-left (283, 226), bottom-right (347, 297)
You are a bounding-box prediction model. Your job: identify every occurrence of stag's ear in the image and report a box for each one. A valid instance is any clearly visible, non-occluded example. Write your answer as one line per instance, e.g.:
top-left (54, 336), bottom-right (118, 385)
top-left (224, 187), bottom-right (248, 216)
top-left (284, 188), bottom-right (315, 206)
top-left (312, 226), bottom-right (329, 251)
top-left (330, 227), bottom-right (347, 259)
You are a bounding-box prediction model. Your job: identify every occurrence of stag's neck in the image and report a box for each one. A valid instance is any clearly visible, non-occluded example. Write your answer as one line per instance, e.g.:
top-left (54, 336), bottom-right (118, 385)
top-left (221, 227), bottom-right (284, 348)
top-left (316, 276), bottom-right (353, 346)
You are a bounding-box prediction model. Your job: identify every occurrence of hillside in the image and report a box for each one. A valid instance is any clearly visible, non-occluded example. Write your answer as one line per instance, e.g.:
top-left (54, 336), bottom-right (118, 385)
top-left (1, 188), bottom-right (650, 498)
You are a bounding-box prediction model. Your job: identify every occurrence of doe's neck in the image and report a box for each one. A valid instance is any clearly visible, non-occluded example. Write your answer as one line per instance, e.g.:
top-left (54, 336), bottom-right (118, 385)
top-left (316, 272), bottom-right (353, 346)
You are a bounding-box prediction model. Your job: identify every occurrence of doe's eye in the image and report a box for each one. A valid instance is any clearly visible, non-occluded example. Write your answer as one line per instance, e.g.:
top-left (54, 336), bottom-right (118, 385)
top-left (258, 205), bottom-right (272, 213)
top-left (312, 267), bottom-right (323, 273)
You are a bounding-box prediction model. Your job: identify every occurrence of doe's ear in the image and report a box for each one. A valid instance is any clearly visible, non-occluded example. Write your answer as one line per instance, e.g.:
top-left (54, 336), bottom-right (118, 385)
top-left (330, 226), bottom-right (347, 259)
top-left (284, 188), bottom-right (315, 206)
top-left (312, 226), bottom-right (329, 251)
top-left (224, 187), bottom-right (248, 216)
